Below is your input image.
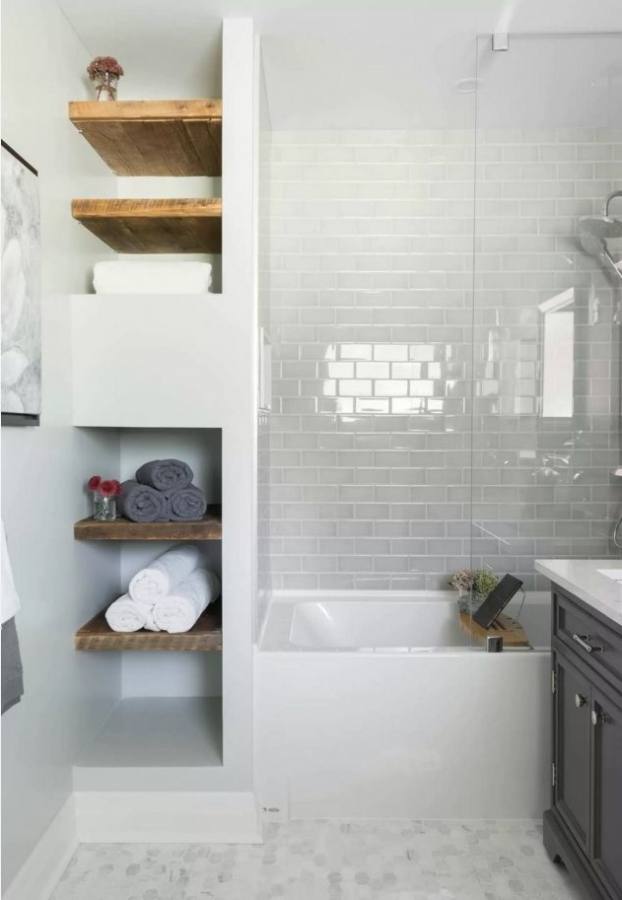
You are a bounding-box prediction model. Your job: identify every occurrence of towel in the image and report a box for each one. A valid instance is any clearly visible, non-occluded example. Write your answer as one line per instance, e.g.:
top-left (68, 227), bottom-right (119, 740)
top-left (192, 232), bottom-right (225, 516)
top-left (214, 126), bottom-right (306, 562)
top-left (129, 544), bottom-right (201, 605)
top-left (136, 459), bottom-right (193, 493)
top-left (1, 521), bottom-right (21, 624)
top-left (152, 569), bottom-right (220, 633)
top-left (105, 595), bottom-right (160, 633)
top-left (119, 480), bottom-right (170, 523)
top-left (1, 618), bottom-right (24, 714)
top-left (93, 261), bottom-right (212, 295)
top-left (167, 485), bottom-right (207, 521)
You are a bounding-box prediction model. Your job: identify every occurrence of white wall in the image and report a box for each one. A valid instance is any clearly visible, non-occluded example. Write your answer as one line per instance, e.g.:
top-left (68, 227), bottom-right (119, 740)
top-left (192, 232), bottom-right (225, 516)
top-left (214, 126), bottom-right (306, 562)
top-left (1, 0), bottom-right (121, 889)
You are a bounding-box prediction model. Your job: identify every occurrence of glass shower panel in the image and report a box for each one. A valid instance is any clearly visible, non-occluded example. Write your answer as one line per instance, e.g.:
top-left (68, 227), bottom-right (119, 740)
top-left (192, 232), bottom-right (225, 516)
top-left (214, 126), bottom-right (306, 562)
top-left (472, 33), bottom-right (622, 602)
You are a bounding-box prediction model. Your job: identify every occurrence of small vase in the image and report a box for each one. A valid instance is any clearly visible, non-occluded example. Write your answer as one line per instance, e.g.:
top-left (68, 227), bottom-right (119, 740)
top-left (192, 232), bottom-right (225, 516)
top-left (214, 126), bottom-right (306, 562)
top-left (92, 72), bottom-right (119, 101)
top-left (93, 494), bottom-right (117, 521)
top-left (458, 592), bottom-right (485, 615)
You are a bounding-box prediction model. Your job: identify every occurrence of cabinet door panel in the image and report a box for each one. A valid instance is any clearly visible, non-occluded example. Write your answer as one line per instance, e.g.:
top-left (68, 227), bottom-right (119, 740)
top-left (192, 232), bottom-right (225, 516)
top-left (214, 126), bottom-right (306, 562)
top-left (554, 653), bottom-right (591, 852)
top-left (592, 688), bottom-right (622, 899)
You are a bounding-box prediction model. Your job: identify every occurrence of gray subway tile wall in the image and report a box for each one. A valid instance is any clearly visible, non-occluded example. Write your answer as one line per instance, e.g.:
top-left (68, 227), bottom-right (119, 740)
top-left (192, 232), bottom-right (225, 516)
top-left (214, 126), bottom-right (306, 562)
top-left (258, 129), bottom-right (622, 594)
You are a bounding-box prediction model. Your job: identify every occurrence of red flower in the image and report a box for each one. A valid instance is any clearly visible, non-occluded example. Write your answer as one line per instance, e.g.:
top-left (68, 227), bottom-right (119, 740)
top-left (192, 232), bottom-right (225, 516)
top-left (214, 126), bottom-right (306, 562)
top-left (88, 475), bottom-right (102, 491)
top-left (111, 480), bottom-right (122, 496)
top-left (99, 480), bottom-right (116, 497)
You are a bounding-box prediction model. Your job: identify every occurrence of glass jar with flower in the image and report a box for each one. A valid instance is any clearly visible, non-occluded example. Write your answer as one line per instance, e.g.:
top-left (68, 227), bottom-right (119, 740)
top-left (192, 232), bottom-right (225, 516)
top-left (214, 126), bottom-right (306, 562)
top-left (87, 56), bottom-right (124, 101)
top-left (88, 475), bottom-right (121, 521)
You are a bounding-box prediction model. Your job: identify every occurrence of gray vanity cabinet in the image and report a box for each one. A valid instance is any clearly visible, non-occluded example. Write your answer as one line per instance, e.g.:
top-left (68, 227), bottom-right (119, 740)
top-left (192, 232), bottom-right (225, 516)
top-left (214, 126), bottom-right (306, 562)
top-left (544, 586), bottom-right (622, 900)
top-left (591, 686), bottom-right (622, 898)
top-left (553, 651), bottom-right (592, 853)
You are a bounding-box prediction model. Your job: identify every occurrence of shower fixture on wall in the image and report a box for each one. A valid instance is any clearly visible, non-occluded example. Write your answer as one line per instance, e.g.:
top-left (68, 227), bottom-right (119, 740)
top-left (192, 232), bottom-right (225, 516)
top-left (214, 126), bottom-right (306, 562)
top-left (578, 190), bottom-right (622, 283)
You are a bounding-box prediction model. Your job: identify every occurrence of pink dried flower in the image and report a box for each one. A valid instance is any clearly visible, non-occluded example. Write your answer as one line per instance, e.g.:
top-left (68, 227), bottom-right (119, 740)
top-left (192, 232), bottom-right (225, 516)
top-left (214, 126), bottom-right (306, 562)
top-left (449, 568), bottom-right (475, 595)
top-left (87, 56), bottom-right (124, 79)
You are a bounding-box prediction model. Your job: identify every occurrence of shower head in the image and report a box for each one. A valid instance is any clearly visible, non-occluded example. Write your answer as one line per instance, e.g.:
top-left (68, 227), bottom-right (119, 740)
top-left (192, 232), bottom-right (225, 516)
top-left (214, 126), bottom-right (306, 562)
top-left (578, 212), bottom-right (622, 283)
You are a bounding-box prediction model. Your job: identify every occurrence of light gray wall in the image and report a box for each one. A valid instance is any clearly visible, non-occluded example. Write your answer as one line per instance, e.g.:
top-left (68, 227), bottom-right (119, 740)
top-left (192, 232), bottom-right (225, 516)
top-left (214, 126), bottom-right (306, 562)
top-left (1, 0), bottom-right (121, 888)
top-left (259, 126), bottom-right (622, 592)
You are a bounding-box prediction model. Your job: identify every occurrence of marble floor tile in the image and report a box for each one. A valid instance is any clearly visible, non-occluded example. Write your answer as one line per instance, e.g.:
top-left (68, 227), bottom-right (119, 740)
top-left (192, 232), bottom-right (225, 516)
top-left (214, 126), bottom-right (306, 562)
top-left (50, 819), bottom-right (582, 900)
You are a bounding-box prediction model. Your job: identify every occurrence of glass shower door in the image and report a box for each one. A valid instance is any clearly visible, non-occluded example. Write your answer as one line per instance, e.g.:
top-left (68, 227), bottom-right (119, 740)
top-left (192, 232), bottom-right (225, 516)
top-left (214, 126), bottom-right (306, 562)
top-left (471, 32), bottom-right (622, 629)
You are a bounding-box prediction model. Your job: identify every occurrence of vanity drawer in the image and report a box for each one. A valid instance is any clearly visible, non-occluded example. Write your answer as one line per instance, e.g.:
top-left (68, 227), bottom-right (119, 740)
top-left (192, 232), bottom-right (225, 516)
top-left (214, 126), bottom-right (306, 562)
top-left (554, 590), bottom-right (622, 694)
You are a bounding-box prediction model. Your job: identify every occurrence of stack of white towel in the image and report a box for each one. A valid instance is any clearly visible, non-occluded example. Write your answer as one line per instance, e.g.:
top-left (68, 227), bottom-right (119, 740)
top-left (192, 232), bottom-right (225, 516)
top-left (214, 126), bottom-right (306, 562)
top-left (93, 261), bottom-right (213, 295)
top-left (105, 545), bottom-right (220, 634)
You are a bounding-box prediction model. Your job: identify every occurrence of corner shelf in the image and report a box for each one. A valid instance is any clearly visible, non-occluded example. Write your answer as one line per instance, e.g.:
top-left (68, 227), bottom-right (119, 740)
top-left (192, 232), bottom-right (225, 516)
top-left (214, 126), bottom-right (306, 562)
top-left (72, 198), bottom-right (222, 253)
top-left (69, 99), bottom-right (222, 176)
top-left (74, 508), bottom-right (222, 541)
top-left (75, 608), bottom-right (222, 652)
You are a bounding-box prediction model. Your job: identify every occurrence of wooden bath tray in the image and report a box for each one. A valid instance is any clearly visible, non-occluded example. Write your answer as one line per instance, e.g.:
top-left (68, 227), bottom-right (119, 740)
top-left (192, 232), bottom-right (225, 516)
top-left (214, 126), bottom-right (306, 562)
top-left (459, 611), bottom-right (530, 648)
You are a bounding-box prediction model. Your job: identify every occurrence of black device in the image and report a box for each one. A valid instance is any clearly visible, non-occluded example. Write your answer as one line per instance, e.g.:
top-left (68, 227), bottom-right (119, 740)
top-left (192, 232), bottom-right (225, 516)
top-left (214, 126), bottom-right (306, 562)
top-left (472, 574), bottom-right (524, 629)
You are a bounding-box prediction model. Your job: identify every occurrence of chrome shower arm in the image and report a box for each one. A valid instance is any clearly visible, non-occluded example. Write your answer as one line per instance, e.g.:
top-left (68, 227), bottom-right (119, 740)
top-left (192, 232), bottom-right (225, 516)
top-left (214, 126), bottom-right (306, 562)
top-left (605, 190), bottom-right (622, 217)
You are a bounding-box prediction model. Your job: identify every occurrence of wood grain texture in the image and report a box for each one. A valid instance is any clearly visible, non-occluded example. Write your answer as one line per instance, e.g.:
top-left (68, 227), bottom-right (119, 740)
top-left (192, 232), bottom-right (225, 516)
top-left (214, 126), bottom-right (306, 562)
top-left (75, 607), bottom-right (222, 652)
top-left (69, 100), bottom-right (222, 176)
top-left (72, 198), bottom-right (222, 253)
top-left (458, 611), bottom-right (530, 647)
top-left (74, 508), bottom-right (222, 541)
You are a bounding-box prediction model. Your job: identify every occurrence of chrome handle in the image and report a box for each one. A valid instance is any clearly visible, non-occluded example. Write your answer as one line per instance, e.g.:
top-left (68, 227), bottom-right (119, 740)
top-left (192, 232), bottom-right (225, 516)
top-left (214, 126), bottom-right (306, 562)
top-left (575, 693), bottom-right (586, 708)
top-left (572, 633), bottom-right (603, 654)
top-left (592, 708), bottom-right (610, 727)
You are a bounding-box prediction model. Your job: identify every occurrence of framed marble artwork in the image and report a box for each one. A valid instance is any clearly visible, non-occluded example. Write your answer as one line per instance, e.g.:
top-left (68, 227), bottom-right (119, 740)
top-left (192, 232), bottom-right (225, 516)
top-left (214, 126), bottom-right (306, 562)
top-left (1, 140), bottom-right (41, 425)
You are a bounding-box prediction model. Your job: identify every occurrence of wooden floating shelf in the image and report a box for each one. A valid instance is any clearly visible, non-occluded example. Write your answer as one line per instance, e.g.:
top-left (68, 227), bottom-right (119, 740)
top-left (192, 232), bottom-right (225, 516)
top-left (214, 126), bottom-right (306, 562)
top-left (72, 198), bottom-right (222, 253)
top-left (458, 611), bottom-right (530, 648)
top-left (74, 508), bottom-right (222, 541)
top-left (69, 99), bottom-right (222, 176)
top-left (75, 607), bottom-right (222, 652)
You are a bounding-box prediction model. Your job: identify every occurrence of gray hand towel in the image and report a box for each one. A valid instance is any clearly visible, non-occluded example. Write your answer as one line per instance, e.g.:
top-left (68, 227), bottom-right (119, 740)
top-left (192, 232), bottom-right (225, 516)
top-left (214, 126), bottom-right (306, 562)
top-left (167, 485), bottom-right (207, 521)
top-left (2, 618), bottom-right (24, 714)
top-left (135, 459), bottom-right (193, 493)
top-left (119, 480), bottom-right (171, 523)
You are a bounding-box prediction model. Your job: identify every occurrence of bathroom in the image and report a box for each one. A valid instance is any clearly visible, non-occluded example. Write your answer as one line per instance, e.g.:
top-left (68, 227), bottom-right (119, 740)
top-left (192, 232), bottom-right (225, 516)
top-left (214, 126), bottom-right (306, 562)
top-left (1, 1), bottom-right (621, 899)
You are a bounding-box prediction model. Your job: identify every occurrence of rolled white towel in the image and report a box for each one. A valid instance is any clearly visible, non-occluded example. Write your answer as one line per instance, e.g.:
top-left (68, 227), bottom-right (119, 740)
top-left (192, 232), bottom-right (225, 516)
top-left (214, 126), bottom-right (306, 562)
top-left (93, 261), bottom-right (212, 295)
top-left (129, 544), bottom-right (201, 605)
top-left (105, 596), bottom-right (161, 633)
top-left (152, 570), bottom-right (220, 634)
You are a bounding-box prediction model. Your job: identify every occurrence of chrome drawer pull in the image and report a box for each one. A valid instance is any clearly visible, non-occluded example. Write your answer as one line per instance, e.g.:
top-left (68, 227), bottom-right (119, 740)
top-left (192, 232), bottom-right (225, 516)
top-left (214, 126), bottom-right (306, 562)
top-left (575, 693), bottom-right (587, 708)
top-left (572, 633), bottom-right (603, 654)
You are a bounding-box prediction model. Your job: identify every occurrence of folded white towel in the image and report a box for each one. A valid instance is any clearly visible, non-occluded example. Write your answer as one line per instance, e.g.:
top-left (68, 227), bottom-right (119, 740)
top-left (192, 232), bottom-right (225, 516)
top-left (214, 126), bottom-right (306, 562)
top-left (129, 544), bottom-right (201, 606)
top-left (152, 570), bottom-right (220, 634)
top-left (93, 261), bottom-right (213, 295)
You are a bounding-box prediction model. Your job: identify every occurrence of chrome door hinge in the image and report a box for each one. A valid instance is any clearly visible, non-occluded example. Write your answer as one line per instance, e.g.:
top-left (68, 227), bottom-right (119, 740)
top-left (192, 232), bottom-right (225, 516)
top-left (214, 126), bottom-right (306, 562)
top-left (551, 671), bottom-right (557, 695)
top-left (552, 763), bottom-right (557, 787)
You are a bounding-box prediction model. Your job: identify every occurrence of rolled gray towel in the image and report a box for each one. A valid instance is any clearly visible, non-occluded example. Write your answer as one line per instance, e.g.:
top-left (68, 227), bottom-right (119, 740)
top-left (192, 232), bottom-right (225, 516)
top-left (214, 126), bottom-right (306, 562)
top-left (136, 459), bottom-right (193, 493)
top-left (167, 485), bottom-right (207, 521)
top-left (119, 480), bottom-right (171, 523)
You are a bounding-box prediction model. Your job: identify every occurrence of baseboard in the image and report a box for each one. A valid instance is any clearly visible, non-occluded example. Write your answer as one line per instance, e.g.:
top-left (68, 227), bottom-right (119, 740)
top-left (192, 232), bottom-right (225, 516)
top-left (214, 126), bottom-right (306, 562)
top-left (3, 797), bottom-right (78, 900)
top-left (74, 790), bottom-right (262, 843)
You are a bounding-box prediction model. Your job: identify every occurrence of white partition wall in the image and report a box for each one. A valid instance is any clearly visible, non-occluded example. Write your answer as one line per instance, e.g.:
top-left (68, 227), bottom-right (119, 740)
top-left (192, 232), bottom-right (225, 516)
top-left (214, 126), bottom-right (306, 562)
top-left (67, 18), bottom-right (259, 841)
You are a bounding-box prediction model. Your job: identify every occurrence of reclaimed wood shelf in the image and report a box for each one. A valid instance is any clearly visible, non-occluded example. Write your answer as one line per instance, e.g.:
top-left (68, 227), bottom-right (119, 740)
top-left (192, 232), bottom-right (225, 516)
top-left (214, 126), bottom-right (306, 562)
top-left (69, 99), bottom-right (222, 176)
top-left (72, 198), bottom-right (222, 253)
top-left (459, 611), bottom-right (530, 648)
top-left (74, 507), bottom-right (222, 541)
top-left (75, 607), bottom-right (222, 652)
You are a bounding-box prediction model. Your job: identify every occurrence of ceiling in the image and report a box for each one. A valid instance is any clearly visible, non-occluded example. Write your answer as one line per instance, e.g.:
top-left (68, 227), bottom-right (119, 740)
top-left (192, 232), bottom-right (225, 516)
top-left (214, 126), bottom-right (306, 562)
top-left (57, 0), bottom-right (622, 128)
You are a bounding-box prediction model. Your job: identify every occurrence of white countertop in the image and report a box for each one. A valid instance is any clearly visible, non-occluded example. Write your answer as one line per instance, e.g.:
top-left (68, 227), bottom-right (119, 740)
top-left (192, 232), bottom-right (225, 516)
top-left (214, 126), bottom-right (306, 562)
top-left (535, 559), bottom-right (622, 629)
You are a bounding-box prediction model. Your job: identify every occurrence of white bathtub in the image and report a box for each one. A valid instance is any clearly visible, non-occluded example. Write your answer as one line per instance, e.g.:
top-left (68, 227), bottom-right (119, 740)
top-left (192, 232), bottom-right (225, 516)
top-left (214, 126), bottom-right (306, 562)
top-left (255, 591), bottom-right (552, 821)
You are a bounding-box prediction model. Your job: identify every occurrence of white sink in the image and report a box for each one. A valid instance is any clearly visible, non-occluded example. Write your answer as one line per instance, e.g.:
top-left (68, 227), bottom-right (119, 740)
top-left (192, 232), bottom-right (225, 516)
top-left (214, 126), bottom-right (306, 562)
top-left (597, 569), bottom-right (622, 582)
